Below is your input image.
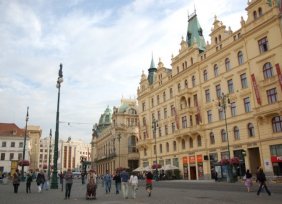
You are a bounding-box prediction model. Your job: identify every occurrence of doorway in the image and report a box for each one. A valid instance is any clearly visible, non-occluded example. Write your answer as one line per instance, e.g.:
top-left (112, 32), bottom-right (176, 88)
top-left (190, 166), bottom-right (196, 180)
top-left (248, 147), bottom-right (261, 174)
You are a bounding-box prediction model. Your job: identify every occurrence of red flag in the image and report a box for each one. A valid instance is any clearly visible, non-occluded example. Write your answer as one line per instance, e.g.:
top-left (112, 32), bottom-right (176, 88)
top-left (275, 63), bottom-right (282, 91)
top-left (251, 74), bottom-right (262, 105)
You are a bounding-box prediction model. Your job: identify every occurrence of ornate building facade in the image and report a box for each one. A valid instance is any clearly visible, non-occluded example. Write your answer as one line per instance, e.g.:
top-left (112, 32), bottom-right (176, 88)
top-left (137, 0), bottom-right (282, 180)
top-left (91, 98), bottom-right (139, 175)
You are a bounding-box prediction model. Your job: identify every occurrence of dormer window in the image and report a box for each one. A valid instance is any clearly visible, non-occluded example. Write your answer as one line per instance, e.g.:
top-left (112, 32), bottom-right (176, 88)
top-left (187, 32), bottom-right (191, 41)
top-left (198, 28), bottom-right (203, 36)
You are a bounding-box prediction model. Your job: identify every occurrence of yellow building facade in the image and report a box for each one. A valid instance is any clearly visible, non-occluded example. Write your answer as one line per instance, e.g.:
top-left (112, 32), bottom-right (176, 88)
top-left (137, 0), bottom-right (282, 180)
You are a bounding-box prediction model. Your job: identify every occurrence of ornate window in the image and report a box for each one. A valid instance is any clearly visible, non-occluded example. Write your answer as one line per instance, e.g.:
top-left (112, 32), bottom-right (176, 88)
top-left (210, 132), bottom-right (215, 144)
top-left (181, 139), bottom-right (185, 150)
top-left (203, 70), bottom-right (208, 81)
top-left (214, 64), bottom-right (219, 77)
top-left (197, 135), bottom-right (202, 147)
top-left (267, 88), bottom-right (277, 104)
top-left (189, 137), bottom-right (193, 148)
top-left (221, 129), bottom-right (227, 142)
top-left (173, 141), bottom-right (177, 151)
top-left (225, 58), bottom-right (231, 71)
top-left (166, 142), bottom-right (170, 152)
top-left (263, 62), bottom-right (273, 79)
top-left (272, 116), bottom-right (282, 133)
top-left (258, 37), bottom-right (268, 53)
top-left (238, 51), bottom-right (244, 65)
top-left (247, 123), bottom-right (255, 137)
top-left (234, 126), bottom-right (240, 140)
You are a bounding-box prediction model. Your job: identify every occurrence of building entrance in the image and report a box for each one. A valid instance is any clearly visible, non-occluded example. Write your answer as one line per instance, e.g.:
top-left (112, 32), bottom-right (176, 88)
top-left (248, 147), bottom-right (261, 174)
top-left (190, 166), bottom-right (196, 180)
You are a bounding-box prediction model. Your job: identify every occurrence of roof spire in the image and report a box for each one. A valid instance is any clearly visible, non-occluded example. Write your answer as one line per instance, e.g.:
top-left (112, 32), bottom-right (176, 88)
top-left (150, 53), bottom-right (156, 68)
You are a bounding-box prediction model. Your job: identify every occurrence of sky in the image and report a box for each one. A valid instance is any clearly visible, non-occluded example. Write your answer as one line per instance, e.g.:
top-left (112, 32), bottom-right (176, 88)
top-left (0, 0), bottom-right (248, 143)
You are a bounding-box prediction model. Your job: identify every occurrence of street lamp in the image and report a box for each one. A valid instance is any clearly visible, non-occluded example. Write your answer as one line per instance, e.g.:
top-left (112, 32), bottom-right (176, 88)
top-left (117, 134), bottom-right (121, 168)
top-left (152, 118), bottom-right (158, 181)
top-left (21, 106), bottom-right (29, 181)
top-left (217, 92), bottom-right (233, 182)
top-left (51, 64), bottom-right (63, 189)
top-left (48, 129), bottom-right (52, 180)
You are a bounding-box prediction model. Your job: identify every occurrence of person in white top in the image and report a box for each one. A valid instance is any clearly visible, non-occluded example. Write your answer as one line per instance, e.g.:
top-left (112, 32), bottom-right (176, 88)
top-left (129, 172), bottom-right (138, 199)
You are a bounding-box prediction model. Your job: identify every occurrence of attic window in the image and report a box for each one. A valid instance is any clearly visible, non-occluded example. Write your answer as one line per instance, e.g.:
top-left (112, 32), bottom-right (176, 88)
top-left (198, 28), bottom-right (203, 36)
top-left (187, 32), bottom-right (192, 40)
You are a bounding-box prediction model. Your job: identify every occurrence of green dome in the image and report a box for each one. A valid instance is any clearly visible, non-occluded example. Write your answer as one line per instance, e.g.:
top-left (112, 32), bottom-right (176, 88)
top-left (118, 103), bottom-right (129, 113)
top-left (98, 106), bottom-right (112, 126)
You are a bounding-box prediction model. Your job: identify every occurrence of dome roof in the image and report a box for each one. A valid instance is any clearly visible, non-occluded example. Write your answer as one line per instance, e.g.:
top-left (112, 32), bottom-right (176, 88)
top-left (98, 106), bottom-right (112, 126)
top-left (118, 103), bottom-right (128, 113)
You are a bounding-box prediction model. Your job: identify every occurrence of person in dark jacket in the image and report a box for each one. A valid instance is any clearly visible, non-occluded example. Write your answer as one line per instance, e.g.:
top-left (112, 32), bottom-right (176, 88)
top-left (113, 171), bottom-right (121, 194)
top-left (26, 171), bottom-right (33, 193)
top-left (146, 171), bottom-right (153, 197)
top-left (257, 168), bottom-right (271, 196)
top-left (36, 170), bottom-right (45, 193)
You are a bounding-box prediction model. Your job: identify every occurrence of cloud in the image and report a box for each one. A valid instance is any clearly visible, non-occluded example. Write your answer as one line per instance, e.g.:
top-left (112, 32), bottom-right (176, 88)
top-left (0, 0), bottom-right (248, 142)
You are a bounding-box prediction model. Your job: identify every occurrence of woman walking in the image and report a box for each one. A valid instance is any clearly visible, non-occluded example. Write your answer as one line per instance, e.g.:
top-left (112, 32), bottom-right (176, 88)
top-left (145, 171), bottom-right (153, 197)
top-left (244, 169), bottom-right (253, 192)
top-left (113, 171), bottom-right (121, 194)
top-left (36, 170), bottom-right (45, 193)
top-left (64, 169), bottom-right (73, 199)
top-left (257, 168), bottom-right (271, 196)
top-left (12, 169), bottom-right (20, 193)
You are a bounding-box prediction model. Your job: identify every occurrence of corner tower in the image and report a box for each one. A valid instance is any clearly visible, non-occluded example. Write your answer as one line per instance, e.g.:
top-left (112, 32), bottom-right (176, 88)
top-left (186, 11), bottom-right (206, 52)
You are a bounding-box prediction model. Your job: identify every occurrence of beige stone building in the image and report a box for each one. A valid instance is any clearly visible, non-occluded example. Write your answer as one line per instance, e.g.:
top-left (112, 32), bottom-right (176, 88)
top-left (137, 0), bottom-right (282, 180)
top-left (91, 98), bottom-right (139, 175)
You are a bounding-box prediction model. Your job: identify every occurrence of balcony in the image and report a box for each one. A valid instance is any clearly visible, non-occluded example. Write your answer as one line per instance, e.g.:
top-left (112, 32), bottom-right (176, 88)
top-left (254, 100), bottom-right (282, 118)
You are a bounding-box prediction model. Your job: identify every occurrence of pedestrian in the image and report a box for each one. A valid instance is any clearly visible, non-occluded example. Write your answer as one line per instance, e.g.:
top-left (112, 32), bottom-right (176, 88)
top-left (243, 169), bottom-right (253, 192)
top-left (36, 170), bottom-right (45, 193)
top-left (26, 171), bottom-right (33, 193)
top-left (146, 170), bottom-right (153, 197)
top-left (81, 171), bottom-right (86, 185)
top-left (43, 170), bottom-right (49, 190)
top-left (113, 171), bottom-right (121, 194)
top-left (59, 171), bottom-right (64, 191)
top-left (129, 172), bottom-right (138, 199)
top-left (257, 168), bottom-right (271, 196)
top-left (64, 168), bottom-right (73, 199)
top-left (12, 169), bottom-right (20, 193)
top-left (120, 169), bottom-right (129, 199)
top-left (86, 171), bottom-right (97, 200)
top-left (103, 170), bottom-right (112, 194)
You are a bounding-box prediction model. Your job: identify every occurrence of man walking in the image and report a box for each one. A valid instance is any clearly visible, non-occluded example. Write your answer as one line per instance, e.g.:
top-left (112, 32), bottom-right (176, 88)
top-left (64, 169), bottom-right (73, 199)
top-left (120, 169), bottom-right (129, 199)
top-left (103, 170), bottom-right (112, 194)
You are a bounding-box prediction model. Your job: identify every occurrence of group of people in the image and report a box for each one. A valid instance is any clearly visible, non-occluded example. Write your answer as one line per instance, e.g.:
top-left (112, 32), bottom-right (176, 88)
top-left (243, 167), bottom-right (271, 196)
top-left (103, 169), bottom-right (154, 199)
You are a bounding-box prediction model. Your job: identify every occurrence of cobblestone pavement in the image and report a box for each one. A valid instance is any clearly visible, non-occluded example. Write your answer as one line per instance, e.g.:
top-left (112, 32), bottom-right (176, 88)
top-left (1, 179), bottom-right (282, 204)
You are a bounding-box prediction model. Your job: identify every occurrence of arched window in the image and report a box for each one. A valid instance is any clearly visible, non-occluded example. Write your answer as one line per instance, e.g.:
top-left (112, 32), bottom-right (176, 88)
top-left (247, 123), bottom-right (255, 137)
top-left (173, 141), bottom-right (177, 151)
top-left (221, 129), bottom-right (227, 142)
top-left (144, 148), bottom-right (147, 156)
top-left (210, 132), bottom-right (215, 144)
top-left (129, 108), bottom-right (137, 114)
top-left (143, 117), bottom-right (146, 126)
top-left (163, 91), bottom-right (166, 102)
top-left (258, 7), bottom-right (263, 16)
top-left (225, 58), bottom-right (231, 71)
top-left (253, 10), bottom-right (257, 19)
top-left (214, 64), bottom-right (219, 77)
top-left (234, 126), bottom-right (240, 140)
top-left (203, 70), bottom-right (208, 81)
top-left (166, 142), bottom-right (170, 152)
top-left (184, 79), bottom-right (188, 88)
top-left (178, 83), bottom-right (181, 91)
top-left (219, 35), bottom-right (221, 42)
top-left (180, 96), bottom-right (187, 110)
top-left (181, 139), bottom-right (185, 150)
top-left (128, 135), bottom-right (137, 153)
top-left (238, 51), bottom-right (244, 65)
top-left (272, 116), bottom-right (282, 133)
top-left (197, 135), bottom-right (202, 147)
top-left (215, 37), bottom-right (218, 44)
top-left (263, 62), bottom-right (273, 79)
top-left (191, 57), bottom-right (193, 65)
top-left (192, 75), bottom-right (196, 87)
top-left (189, 137), bottom-right (193, 148)
top-left (160, 144), bottom-right (163, 153)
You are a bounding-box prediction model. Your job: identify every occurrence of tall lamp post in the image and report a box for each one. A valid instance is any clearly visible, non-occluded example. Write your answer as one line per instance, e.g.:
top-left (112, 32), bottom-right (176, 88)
top-left (152, 118), bottom-right (158, 181)
top-left (51, 64), bottom-right (63, 189)
top-left (21, 106), bottom-right (29, 181)
top-left (218, 92), bottom-right (232, 182)
top-left (117, 134), bottom-right (121, 168)
top-left (48, 129), bottom-right (52, 180)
